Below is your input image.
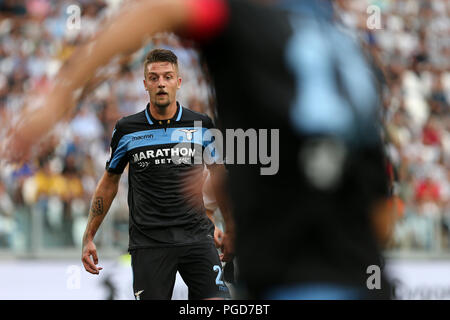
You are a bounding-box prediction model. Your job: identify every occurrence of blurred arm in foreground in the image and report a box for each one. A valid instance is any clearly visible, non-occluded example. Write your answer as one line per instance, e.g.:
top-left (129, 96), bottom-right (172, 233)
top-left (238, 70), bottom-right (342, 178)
top-left (2, 0), bottom-right (190, 163)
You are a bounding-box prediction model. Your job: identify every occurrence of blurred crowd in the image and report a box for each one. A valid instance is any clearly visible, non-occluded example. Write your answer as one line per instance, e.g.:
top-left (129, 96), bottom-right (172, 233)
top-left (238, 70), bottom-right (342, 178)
top-left (0, 0), bottom-right (448, 254)
top-left (336, 0), bottom-right (450, 250)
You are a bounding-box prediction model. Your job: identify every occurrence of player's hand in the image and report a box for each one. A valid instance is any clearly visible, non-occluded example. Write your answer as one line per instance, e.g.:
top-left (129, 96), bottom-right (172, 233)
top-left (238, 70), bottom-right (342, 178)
top-left (214, 226), bottom-right (223, 248)
top-left (220, 231), bottom-right (235, 263)
top-left (0, 81), bottom-right (76, 164)
top-left (81, 240), bottom-right (103, 275)
top-left (2, 118), bottom-right (45, 164)
top-left (0, 103), bottom-right (60, 164)
top-left (0, 120), bottom-right (32, 164)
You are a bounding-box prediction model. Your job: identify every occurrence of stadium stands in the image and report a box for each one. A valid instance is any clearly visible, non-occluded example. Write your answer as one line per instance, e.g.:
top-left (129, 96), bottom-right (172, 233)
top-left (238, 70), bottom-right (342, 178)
top-left (0, 0), bottom-right (448, 256)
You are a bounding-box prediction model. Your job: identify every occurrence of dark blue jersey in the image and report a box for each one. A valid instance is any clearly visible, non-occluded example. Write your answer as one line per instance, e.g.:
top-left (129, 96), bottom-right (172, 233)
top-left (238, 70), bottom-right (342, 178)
top-left (106, 102), bottom-right (215, 249)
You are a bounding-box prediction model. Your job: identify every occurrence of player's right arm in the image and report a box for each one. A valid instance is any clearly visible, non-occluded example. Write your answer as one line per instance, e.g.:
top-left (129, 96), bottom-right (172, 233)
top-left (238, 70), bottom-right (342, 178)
top-left (82, 171), bottom-right (121, 274)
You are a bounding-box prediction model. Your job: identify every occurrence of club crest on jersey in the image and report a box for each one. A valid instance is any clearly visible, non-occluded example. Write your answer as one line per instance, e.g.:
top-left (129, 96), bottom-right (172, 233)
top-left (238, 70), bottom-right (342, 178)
top-left (179, 129), bottom-right (197, 141)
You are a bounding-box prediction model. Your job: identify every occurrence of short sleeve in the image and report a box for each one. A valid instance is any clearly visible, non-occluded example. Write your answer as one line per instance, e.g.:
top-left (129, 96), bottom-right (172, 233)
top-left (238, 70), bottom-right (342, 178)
top-left (105, 121), bottom-right (128, 174)
top-left (202, 115), bottom-right (222, 167)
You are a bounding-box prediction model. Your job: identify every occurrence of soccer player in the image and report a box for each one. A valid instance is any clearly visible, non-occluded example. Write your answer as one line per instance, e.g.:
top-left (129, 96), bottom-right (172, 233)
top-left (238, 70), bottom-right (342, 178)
top-left (4, 0), bottom-right (396, 299)
top-left (81, 48), bottom-right (231, 300)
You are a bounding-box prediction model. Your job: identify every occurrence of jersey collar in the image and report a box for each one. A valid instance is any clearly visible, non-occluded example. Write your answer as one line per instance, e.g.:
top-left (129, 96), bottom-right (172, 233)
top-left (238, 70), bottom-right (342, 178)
top-left (145, 101), bottom-right (183, 125)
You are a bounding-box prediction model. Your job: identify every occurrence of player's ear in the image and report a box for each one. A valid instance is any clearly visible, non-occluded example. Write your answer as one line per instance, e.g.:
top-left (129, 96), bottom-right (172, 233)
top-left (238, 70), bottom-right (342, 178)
top-left (177, 77), bottom-right (182, 89)
top-left (143, 79), bottom-right (148, 90)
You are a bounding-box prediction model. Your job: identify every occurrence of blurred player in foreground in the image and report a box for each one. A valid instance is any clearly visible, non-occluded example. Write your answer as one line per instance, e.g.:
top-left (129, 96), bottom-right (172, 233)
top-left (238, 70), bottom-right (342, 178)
top-left (3, 0), bottom-right (397, 299)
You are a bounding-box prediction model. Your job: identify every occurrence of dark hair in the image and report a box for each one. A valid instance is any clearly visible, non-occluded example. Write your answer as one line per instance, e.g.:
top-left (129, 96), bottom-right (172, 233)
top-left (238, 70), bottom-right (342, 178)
top-left (144, 48), bottom-right (178, 77)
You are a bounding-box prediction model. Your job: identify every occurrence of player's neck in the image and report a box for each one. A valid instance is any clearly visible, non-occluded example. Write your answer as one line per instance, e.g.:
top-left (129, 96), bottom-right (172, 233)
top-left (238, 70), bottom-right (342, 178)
top-left (149, 101), bottom-right (178, 120)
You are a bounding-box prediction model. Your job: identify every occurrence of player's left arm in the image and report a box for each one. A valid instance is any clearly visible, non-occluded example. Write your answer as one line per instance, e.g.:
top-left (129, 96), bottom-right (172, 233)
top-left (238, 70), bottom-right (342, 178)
top-left (208, 163), bottom-right (235, 262)
top-left (205, 207), bottom-right (224, 248)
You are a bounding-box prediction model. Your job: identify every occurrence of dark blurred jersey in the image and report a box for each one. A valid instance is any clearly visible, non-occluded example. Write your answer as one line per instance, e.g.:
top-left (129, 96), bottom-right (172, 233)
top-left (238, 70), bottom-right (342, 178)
top-left (186, 0), bottom-right (391, 298)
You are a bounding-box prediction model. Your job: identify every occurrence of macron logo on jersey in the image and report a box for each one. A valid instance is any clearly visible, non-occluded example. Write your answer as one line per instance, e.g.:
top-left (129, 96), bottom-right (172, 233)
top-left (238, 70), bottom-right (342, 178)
top-left (132, 134), bottom-right (154, 141)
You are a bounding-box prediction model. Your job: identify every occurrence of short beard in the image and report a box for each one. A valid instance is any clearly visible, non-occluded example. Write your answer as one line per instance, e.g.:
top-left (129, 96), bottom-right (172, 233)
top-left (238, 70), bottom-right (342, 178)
top-left (154, 100), bottom-right (170, 109)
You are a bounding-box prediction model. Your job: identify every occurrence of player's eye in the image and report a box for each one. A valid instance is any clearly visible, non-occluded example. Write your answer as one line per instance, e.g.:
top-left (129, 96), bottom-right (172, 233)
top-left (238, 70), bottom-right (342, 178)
top-left (166, 75), bottom-right (173, 80)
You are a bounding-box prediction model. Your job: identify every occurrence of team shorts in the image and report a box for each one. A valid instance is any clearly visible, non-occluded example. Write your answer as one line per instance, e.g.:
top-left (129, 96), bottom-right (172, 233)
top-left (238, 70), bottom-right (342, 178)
top-left (130, 241), bottom-right (230, 300)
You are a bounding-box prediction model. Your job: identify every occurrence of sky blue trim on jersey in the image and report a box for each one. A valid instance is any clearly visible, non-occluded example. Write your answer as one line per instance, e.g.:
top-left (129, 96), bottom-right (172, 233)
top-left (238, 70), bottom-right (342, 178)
top-left (204, 140), bottom-right (219, 164)
top-left (176, 105), bottom-right (183, 121)
top-left (145, 104), bottom-right (182, 125)
top-left (144, 107), bottom-right (154, 125)
top-left (108, 127), bottom-right (213, 169)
